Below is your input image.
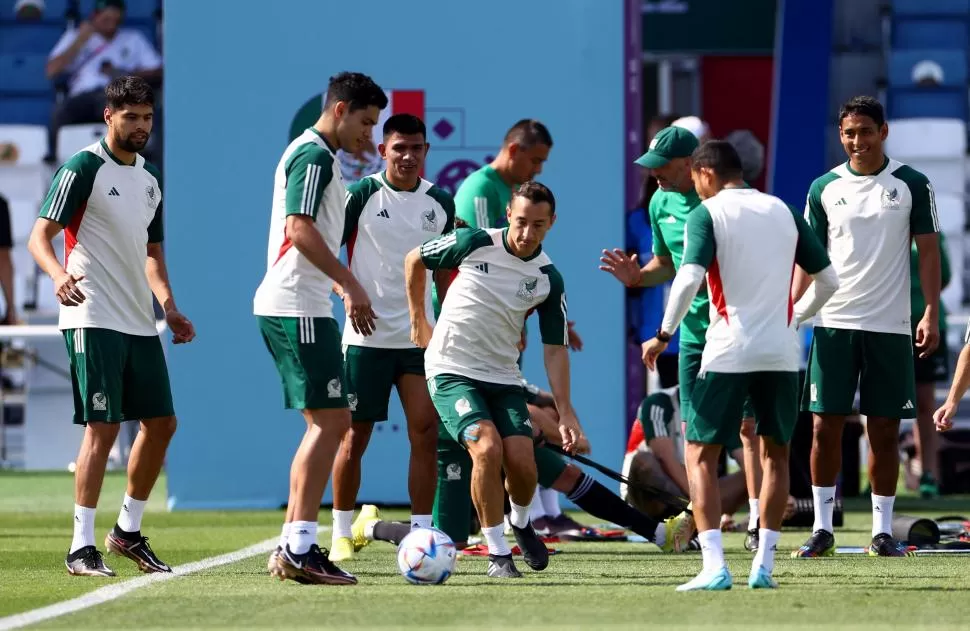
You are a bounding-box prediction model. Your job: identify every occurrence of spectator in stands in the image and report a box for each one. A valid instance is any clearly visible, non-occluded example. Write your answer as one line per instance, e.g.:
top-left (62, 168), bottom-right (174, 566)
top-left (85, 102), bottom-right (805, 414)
top-left (14, 0), bottom-right (44, 20)
top-left (724, 130), bottom-right (765, 184)
top-left (44, 0), bottom-right (162, 162)
top-left (0, 195), bottom-right (18, 325)
top-left (672, 115), bottom-right (711, 144)
top-left (911, 60), bottom-right (944, 87)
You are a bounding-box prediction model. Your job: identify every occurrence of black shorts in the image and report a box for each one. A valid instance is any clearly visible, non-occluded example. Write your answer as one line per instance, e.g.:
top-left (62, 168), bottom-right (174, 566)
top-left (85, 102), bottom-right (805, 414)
top-left (913, 324), bottom-right (950, 384)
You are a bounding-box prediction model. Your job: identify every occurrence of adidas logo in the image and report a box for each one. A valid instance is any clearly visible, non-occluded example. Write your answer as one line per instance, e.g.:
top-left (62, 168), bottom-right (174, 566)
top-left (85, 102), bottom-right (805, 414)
top-left (108, 187), bottom-right (120, 196)
top-left (824, 497), bottom-right (834, 504)
top-left (834, 197), bottom-right (847, 206)
top-left (475, 263), bottom-right (489, 273)
top-left (377, 209), bottom-right (390, 218)
top-left (903, 400), bottom-right (914, 410)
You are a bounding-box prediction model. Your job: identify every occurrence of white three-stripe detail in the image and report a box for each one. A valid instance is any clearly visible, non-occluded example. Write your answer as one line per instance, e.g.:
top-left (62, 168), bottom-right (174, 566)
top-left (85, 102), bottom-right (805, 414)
top-left (926, 182), bottom-right (940, 233)
top-left (299, 317), bottom-right (315, 344)
top-left (301, 164), bottom-right (321, 216)
top-left (560, 293), bottom-right (568, 344)
top-left (421, 232), bottom-right (458, 256)
top-left (49, 170), bottom-right (77, 223)
top-left (650, 405), bottom-right (666, 438)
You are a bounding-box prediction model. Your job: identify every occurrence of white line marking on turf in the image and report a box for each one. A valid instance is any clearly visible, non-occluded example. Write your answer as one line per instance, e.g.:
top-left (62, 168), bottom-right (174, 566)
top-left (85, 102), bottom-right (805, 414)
top-left (0, 537), bottom-right (277, 631)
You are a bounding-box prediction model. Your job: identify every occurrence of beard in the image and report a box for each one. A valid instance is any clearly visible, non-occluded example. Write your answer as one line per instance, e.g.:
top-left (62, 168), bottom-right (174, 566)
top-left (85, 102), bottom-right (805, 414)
top-left (117, 132), bottom-right (149, 153)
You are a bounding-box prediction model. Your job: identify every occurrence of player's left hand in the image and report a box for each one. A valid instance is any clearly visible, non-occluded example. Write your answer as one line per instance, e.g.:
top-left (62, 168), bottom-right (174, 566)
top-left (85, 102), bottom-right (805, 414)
top-left (641, 338), bottom-right (667, 371)
top-left (933, 399), bottom-right (957, 432)
top-left (558, 412), bottom-right (590, 455)
top-left (567, 321), bottom-right (583, 351)
top-left (410, 318), bottom-right (434, 349)
top-left (915, 314), bottom-right (939, 358)
top-left (165, 309), bottom-right (195, 344)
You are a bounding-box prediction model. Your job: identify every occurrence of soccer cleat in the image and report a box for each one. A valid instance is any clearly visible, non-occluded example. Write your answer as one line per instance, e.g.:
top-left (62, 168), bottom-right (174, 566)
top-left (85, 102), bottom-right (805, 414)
top-left (329, 536), bottom-right (355, 562)
top-left (267, 546), bottom-right (281, 574)
top-left (105, 530), bottom-right (172, 573)
top-left (744, 528), bottom-right (759, 552)
top-left (542, 513), bottom-right (588, 536)
top-left (867, 533), bottom-right (916, 557)
top-left (65, 546), bottom-right (116, 577)
top-left (661, 511), bottom-right (695, 553)
top-left (748, 565), bottom-right (778, 589)
top-left (919, 473), bottom-right (940, 499)
top-left (676, 566), bottom-right (733, 592)
top-left (791, 529), bottom-right (835, 558)
top-left (486, 553), bottom-right (523, 578)
top-left (352, 504), bottom-right (381, 551)
top-left (510, 523), bottom-right (549, 571)
top-left (275, 544), bottom-right (357, 585)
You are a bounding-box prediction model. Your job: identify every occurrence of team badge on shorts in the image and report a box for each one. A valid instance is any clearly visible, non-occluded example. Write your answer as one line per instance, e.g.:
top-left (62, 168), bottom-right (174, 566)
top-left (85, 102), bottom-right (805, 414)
top-left (347, 393), bottom-right (358, 411)
top-left (92, 392), bottom-right (107, 411)
top-left (146, 185), bottom-right (159, 210)
top-left (327, 378), bottom-right (342, 398)
top-left (516, 277), bottom-right (538, 302)
top-left (445, 463), bottom-right (462, 481)
top-left (455, 397), bottom-right (472, 416)
top-left (422, 208), bottom-right (438, 231)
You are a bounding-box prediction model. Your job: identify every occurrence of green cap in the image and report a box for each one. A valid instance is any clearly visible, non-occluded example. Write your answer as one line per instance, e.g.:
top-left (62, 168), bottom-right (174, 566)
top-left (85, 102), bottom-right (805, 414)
top-left (634, 126), bottom-right (699, 168)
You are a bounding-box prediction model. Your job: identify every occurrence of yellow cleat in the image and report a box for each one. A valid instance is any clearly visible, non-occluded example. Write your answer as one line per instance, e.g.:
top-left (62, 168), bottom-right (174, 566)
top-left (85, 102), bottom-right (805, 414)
top-left (329, 536), bottom-right (355, 562)
top-left (352, 504), bottom-right (381, 551)
top-left (662, 510), bottom-right (696, 553)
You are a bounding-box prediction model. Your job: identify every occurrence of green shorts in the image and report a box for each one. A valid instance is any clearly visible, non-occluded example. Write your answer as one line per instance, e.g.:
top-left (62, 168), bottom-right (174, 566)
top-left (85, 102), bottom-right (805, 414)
top-left (64, 328), bottom-right (174, 425)
top-left (803, 326), bottom-right (916, 418)
top-left (680, 344), bottom-right (748, 451)
top-left (428, 373), bottom-right (532, 445)
top-left (688, 371), bottom-right (799, 446)
top-left (257, 316), bottom-right (347, 410)
top-left (432, 428), bottom-right (567, 543)
top-left (343, 345), bottom-right (424, 422)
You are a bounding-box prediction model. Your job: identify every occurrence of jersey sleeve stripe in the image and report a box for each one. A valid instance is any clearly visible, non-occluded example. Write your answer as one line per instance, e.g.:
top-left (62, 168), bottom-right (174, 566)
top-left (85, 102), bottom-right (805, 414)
top-left (301, 164), bottom-right (321, 216)
top-left (650, 405), bottom-right (667, 438)
top-left (964, 317), bottom-right (970, 345)
top-left (559, 293), bottom-right (568, 344)
top-left (421, 232), bottom-right (458, 255)
top-left (927, 182), bottom-right (940, 232)
top-left (474, 196), bottom-right (488, 228)
top-left (48, 169), bottom-right (76, 222)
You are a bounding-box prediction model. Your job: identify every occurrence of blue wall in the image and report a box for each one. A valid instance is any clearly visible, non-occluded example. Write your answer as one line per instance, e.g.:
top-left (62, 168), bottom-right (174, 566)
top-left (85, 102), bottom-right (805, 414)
top-left (164, 0), bottom-right (627, 508)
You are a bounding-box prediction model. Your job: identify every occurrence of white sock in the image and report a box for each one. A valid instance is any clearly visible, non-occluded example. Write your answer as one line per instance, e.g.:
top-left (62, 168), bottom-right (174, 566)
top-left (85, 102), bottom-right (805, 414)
top-left (278, 522), bottom-right (290, 549)
top-left (332, 509), bottom-right (353, 539)
top-left (871, 494), bottom-right (895, 537)
top-left (698, 529), bottom-right (725, 572)
top-left (410, 514), bottom-right (432, 530)
top-left (811, 485), bottom-right (836, 534)
top-left (116, 495), bottom-right (147, 533)
top-left (654, 522), bottom-right (666, 548)
top-left (752, 528), bottom-right (780, 574)
top-left (747, 498), bottom-right (760, 531)
top-left (287, 520), bottom-right (317, 555)
top-left (529, 488), bottom-right (546, 521)
top-left (70, 505), bottom-right (96, 554)
top-left (509, 501), bottom-right (531, 529)
top-left (482, 523), bottom-right (512, 556)
top-left (540, 487), bottom-right (562, 518)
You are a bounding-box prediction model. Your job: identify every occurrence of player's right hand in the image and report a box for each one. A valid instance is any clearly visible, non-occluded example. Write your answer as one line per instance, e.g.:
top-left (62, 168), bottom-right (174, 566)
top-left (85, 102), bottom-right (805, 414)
top-left (933, 400), bottom-right (957, 432)
top-left (344, 279), bottom-right (377, 336)
top-left (599, 248), bottom-right (640, 288)
top-left (54, 272), bottom-right (85, 307)
top-left (558, 412), bottom-right (590, 455)
top-left (410, 318), bottom-right (433, 349)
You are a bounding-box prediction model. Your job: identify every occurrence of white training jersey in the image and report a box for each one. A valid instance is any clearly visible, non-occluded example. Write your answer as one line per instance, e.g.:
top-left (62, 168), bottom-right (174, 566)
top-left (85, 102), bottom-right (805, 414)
top-left (342, 173), bottom-right (455, 348)
top-left (253, 128), bottom-right (347, 319)
top-left (39, 140), bottom-right (163, 336)
top-left (420, 228), bottom-right (568, 385)
top-left (805, 158), bottom-right (939, 335)
top-left (682, 188), bottom-right (831, 373)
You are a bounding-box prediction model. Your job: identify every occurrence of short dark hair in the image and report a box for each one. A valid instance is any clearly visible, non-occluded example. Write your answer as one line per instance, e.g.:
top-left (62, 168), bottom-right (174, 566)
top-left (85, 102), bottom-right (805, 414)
top-left (105, 75), bottom-right (154, 109)
top-left (383, 114), bottom-right (426, 140)
top-left (503, 119), bottom-right (553, 149)
top-left (511, 181), bottom-right (556, 215)
top-left (324, 72), bottom-right (388, 112)
top-left (690, 140), bottom-right (744, 181)
top-left (839, 96), bottom-right (885, 128)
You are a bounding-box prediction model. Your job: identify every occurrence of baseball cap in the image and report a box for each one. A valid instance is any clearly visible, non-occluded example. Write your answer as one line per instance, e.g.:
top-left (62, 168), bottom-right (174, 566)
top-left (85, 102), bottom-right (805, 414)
top-left (95, 0), bottom-right (126, 11)
top-left (634, 126), bottom-right (699, 168)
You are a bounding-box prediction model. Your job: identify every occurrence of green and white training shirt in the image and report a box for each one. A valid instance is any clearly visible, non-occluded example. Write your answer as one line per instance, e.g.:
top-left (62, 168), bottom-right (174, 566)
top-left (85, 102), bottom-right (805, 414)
top-left (39, 139), bottom-right (163, 336)
top-left (420, 228), bottom-right (567, 385)
top-left (254, 128), bottom-right (346, 319)
top-left (805, 157), bottom-right (939, 335)
top-left (342, 172), bottom-right (455, 348)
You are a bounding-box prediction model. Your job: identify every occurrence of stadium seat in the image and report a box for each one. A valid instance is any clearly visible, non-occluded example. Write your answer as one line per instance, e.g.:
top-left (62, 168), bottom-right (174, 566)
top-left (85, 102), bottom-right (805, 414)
top-left (0, 24), bottom-right (63, 55)
top-left (888, 50), bottom-right (968, 87)
top-left (0, 124), bottom-right (47, 166)
top-left (901, 160), bottom-right (967, 201)
top-left (56, 123), bottom-right (104, 162)
top-left (891, 0), bottom-right (970, 16)
top-left (887, 88), bottom-right (968, 120)
top-left (0, 0), bottom-right (69, 21)
top-left (931, 192), bottom-right (966, 238)
top-left (0, 96), bottom-right (53, 126)
top-left (886, 118), bottom-right (967, 159)
top-left (892, 19), bottom-right (969, 50)
top-left (78, 0), bottom-right (158, 20)
top-left (0, 54), bottom-right (53, 93)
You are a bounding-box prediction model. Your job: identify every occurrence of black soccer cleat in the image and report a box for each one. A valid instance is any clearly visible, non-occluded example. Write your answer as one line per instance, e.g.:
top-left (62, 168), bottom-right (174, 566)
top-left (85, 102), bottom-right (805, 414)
top-left (744, 528), bottom-right (759, 552)
top-left (105, 529), bottom-right (172, 573)
top-left (486, 553), bottom-right (523, 578)
top-left (65, 545), bottom-right (116, 577)
top-left (275, 544), bottom-right (357, 585)
top-left (791, 529), bottom-right (835, 558)
top-left (510, 522), bottom-right (549, 571)
top-left (867, 533), bottom-right (916, 557)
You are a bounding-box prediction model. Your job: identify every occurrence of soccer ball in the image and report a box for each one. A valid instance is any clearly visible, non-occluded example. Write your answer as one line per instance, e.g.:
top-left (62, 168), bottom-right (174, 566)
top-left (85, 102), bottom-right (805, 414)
top-left (396, 527), bottom-right (457, 585)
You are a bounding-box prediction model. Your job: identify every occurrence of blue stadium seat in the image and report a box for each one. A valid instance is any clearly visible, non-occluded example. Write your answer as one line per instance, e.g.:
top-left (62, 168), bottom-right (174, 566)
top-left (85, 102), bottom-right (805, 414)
top-left (78, 0), bottom-right (158, 20)
top-left (888, 50), bottom-right (968, 87)
top-left (888, 88), bottom-right (968, 120)
top-left (0, 54), bottom-right (53, 93)
top-left (892, 19), bottom-right (969, 50)
top-left (0, 23), bottom-right (64, 55)
top-left (891, 0), bottom-right (970, 16)
top-left (0, 0), bottom-right (70, 22)
top-left (0, 95), bottom-right (53, 125)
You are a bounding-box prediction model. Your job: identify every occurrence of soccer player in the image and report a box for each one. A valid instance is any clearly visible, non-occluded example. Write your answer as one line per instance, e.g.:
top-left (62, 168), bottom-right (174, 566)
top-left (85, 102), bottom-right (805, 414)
top-left (643, 140), bottom-right (837, 590)
top-left (254, 72), bottom-right (387, 585)
top-left (27, 76), bottom-right (195, 577)
top-left (933, 319), bottom-right (970, 433)
top-left (405, 182), bottom-right (586, 578)
top-left (791, 96), bottom-right (941, 559)
top-left (328, 114), bottom-right (455, 561)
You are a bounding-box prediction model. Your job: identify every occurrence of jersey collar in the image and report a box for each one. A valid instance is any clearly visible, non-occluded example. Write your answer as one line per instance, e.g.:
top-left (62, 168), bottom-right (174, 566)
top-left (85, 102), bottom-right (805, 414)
top-left (307, 127), bottom-right (338, 154)
top-left (501, 228), bottom-right (543, 261)
top-left (380, 170), bottom-right (421, 193)
top-left (100, 139), bottom-right (135, 166)
top-left (845, 155), bottom-right (889, 177)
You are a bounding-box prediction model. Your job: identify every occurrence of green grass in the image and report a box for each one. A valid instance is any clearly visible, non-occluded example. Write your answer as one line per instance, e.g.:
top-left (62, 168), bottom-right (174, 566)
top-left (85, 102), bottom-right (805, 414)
top-left (2, 472), bottom-right (970, 629)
